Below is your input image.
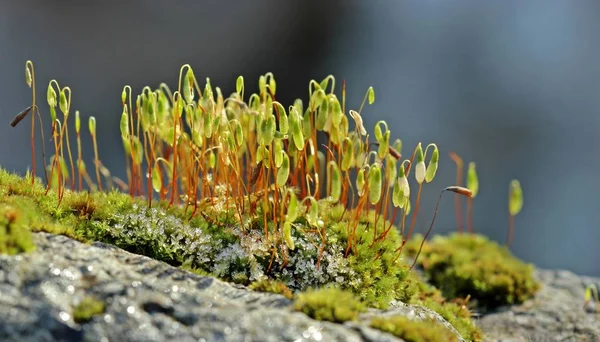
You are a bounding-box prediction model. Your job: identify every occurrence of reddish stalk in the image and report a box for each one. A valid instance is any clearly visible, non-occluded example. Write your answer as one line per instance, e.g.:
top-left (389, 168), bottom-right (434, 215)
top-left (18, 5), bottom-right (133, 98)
top-left (142, 130), bottom-right (152, 208)
top-left (26, 61), bottom-right (37, 184)
top-left (91, 130), bottom-right (102, 191)
top-left (345, 187), bottom-right (368, 257)
top-left (76, 128), bottom-right (82, 191)
top-left (397, 182), bottom-right (423, 251)
top-left (402, 186), bottom-right (472, 269)
top-left (168, 92), bottom-right (182, 207)
top-left (263, 164), bottom-right (270, 241)
top-left (63, 122), bottom-right (75, 190)
top-left (34, 107), bottom-right (48, 185)
top-left (45, 121), bottom-right (59, 195)
top-left (341, 79), bottom-right (346, 115)
top-left (449, 152), bottom-right (464, 233)
top-left (378, 206), bottom-right (400, 242)
top-left (467, 197), bottom-right (474, 234)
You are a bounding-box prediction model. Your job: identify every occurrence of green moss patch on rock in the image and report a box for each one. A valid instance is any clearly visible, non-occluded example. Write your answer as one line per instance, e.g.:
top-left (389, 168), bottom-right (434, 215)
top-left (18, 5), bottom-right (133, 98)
top-left (326, 206), bottom-right (418, 308)
top-left (249, 279), bottom-right (294, 300)
top-left (409, 272), bottom-right (483, 341)
top-left (406, 233), bottom-right (540, 309)
top-left (416, 297), bottom-right (482, 341)
top-left (0, 204), bottom-right (36, 255)
top-left (370, 316), bottom-right (458, 342)
top-left (294, 287), bottom-right (366, 323)
top-left (73, 296), bottom-right (105, 323)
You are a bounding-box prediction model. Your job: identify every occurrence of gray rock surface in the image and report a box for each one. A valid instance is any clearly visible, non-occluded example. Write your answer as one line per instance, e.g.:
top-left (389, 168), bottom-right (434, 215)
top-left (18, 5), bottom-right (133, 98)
top-left (5, 232), bottom-right (598, 342)
top-left (0, 233), bottom-right (464, 342)
top-left (478, 270), bottom-right (600, 342)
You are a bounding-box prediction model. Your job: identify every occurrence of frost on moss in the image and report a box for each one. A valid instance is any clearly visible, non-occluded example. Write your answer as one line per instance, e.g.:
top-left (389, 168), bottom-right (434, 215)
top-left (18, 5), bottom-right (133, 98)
top-left (235, 204), bottom-right (418, 309)
top-left (406, 233), bottom-right (540, 309)
top-left (370, 316), bottom-right (457, 342)
top-left (294, 287), bottom-right (366, 323)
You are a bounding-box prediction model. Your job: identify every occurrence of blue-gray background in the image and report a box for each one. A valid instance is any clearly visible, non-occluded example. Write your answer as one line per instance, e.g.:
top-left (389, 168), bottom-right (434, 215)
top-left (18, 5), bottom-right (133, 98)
top-left (1, 1), bottom-right (598, 276)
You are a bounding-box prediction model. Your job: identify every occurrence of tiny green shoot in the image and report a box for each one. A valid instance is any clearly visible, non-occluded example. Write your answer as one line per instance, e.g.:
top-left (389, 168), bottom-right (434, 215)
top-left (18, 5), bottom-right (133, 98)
top-left (507, 179), bottom-right (523, 248)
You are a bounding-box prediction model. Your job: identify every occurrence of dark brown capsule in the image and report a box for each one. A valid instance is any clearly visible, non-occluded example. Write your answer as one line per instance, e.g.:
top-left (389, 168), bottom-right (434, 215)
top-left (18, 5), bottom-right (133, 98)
top-left (10, 105), bottom-right (33, 127)
top-left (388, 146), bottom-right (401, 160)
top-left (368, 142), bottom-right (401, 160)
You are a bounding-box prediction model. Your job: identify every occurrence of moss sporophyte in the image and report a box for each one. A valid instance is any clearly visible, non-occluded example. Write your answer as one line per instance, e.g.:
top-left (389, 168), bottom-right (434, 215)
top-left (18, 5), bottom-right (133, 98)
top-left (5, 60), bottom-right (538, 340)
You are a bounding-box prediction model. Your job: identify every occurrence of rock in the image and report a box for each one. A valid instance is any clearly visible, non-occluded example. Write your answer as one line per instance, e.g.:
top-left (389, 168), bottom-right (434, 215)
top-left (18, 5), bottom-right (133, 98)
top-left (477, 269), bottom-right (600, 342)
top-left (5, 232), bottom-right (597, 341)
top-left (0, 232), bottom-right (463, 342)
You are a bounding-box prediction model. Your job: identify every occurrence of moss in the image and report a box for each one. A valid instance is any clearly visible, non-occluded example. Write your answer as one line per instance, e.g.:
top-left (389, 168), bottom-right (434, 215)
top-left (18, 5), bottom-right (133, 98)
top-left (370, 316), bottom-right (458, 342)
top-left (0, 169), bottom-right (482, 337)
top-left (0, 168), bottom-right (484, 338)
top-left (406, 233), bottom-right (540, 310)
top-left (0, 204), bottom-right (35, 255)
top-left (408, 271), bottom-right (483, 341)
top-left (63, 192), bottom-right (97, 219)
top-left (418, 298), bottom-right (482, 342)
top-left (0, 168), bottom-right (480, 334)
top-left (6, 65), bottom-right (523, 339)
top-left (294, 287), bottom-right (366, 323)
top-left (249, 279), bottom-right (294, 300)
top-left (326, 208), bottom-right (418, 309)
top-left (181, 262), bottom-right (213, 277)
top-left (73, 296), bottom-right (105, 323)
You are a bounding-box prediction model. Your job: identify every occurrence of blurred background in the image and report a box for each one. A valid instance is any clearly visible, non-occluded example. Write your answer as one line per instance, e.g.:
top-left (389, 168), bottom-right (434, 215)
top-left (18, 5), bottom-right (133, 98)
top-left (1, 1), bottom-right (598, 276)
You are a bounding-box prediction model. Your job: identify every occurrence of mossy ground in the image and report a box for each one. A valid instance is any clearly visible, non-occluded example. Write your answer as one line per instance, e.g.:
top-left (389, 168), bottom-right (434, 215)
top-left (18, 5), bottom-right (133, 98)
top-left (294, 287), bottom-right (366, 323)
top-left (405, 232), bottom-right (540, 310)
top-left (370, 316), bottom-right (458, 342)
top-left (0, 167), bottom-right (417, 308)
top-left (0, 168), bottom-right (487, 340)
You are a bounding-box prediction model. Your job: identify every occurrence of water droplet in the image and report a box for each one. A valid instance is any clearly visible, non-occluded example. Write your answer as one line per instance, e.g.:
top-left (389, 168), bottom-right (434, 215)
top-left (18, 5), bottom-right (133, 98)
top-left (104, 314), bottom-right (112, 323)
top-left (131, 281), bottom-right (141, 288)
top-left (67, 285), bottom-right (75, 294)
top-left (51, 268), bottom-right (61, 276)
top-left (224, 327), bottom-right (232, 335)
top-left (63, 269), bottom-right (75, 279)
top-left (59, 311), bottom-right (70, 321)
top-left (172, 285), bottom-right (179, 293)
top-left (127, 306), bottom-right (135, 314)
